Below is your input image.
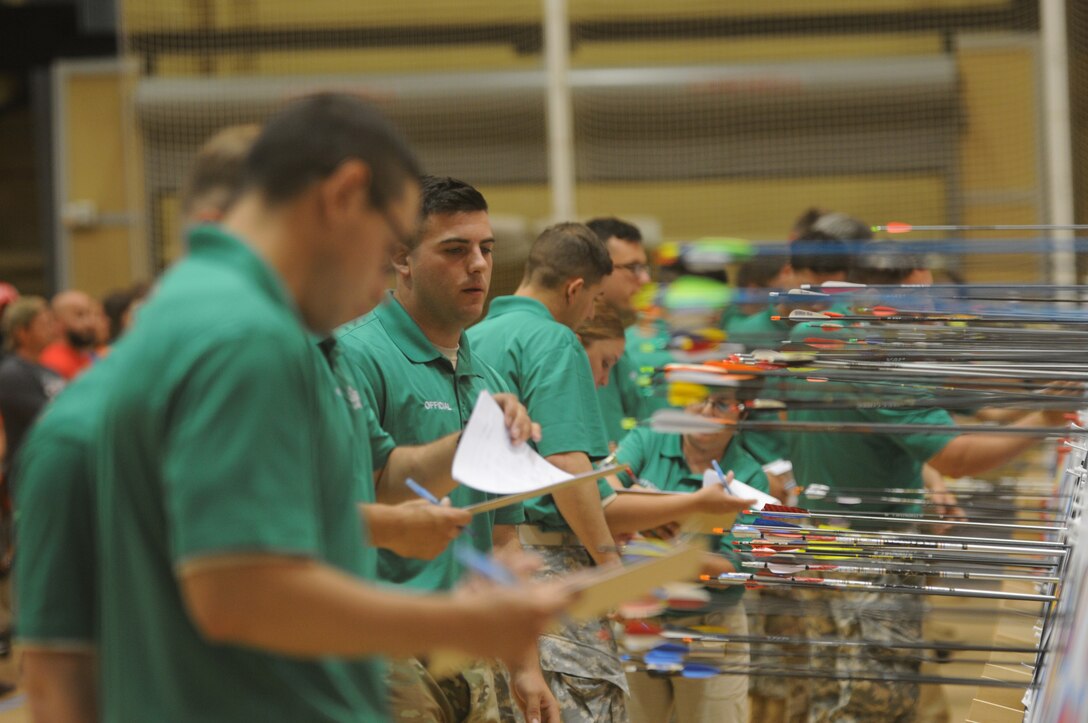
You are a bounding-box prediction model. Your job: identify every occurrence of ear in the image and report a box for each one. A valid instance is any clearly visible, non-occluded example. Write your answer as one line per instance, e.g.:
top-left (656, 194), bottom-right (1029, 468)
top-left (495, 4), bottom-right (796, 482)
top-left (390, 243), bottom-right (412, 281)
top-left (564, 277), bottom-right (585, 303)
top-left (318, 159), bottom-right (372, 222)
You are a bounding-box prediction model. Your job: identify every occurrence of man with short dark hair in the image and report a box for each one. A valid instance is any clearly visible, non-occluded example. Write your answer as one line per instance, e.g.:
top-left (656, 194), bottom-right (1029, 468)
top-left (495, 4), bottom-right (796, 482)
top-left (24, 93), bottom-right (570, 723)
top-left (38, 290), bottom-right (98, 380)
top-left (468, 223), bottom-right (629, 719)
top-left (339, 176), bottom-right (557, 723)
top-left (585, 217), bottom-right (653, 449)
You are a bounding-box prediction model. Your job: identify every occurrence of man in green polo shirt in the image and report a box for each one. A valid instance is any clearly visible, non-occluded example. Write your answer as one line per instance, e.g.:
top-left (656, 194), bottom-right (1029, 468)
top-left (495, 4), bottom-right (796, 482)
top-left (614, 390), bottom-right (768, 723)
top-left (339, 176), bottom-right (556, 723)
top-left (469, 222), bottom-right (631, 720)
top-left (586, 217), bottom-right (652, 449)
top-left (81, 94), bottom-right (570, 722)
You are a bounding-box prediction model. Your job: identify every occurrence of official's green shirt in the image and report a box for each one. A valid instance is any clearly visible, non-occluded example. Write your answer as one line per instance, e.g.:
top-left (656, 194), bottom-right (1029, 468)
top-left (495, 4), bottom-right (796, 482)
top-left (596, 350), bottom-right (641, 450)
top-left (93, 225), bottom-right (387, 722)
top-left (13, 359), bottom-right (116, 649)
top-left (624, 321), bottom-right (674, 423)
top-left (726, 307), bottom-right (791, 350)
top-left (614, 427), bottom-right (770, 607)
top-left (468, 296), bottom-right (612, 530)
top-left (337, 293), bottom-right (524, 591)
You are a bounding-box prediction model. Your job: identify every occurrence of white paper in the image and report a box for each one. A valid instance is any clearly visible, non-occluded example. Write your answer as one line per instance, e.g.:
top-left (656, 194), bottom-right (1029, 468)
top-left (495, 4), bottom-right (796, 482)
top-left (452, 391), bottom-right (572, 494)
top-left (701, 469), bottom-right (781, 510)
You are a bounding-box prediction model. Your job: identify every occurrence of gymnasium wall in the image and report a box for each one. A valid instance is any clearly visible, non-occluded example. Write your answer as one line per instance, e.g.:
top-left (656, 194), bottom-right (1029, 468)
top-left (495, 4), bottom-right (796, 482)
top-left (59, 0), bottom-right (1060, 294)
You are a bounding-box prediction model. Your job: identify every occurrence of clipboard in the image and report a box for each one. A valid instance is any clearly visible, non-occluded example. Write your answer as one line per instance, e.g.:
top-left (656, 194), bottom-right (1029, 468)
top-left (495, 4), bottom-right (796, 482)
top-left (462, 465), bottom-right (629, 515)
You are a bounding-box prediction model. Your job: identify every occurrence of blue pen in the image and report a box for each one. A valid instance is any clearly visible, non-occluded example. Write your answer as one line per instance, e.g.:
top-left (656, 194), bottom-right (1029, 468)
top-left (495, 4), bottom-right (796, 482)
top-left (710, 460), bottom-right (735, 495)
top-left (406, 478), bottom-right (474, 538)
top-left (454, 541), bottom-right (518, 586)
top-left (405, 478), bottom-right (442, 505)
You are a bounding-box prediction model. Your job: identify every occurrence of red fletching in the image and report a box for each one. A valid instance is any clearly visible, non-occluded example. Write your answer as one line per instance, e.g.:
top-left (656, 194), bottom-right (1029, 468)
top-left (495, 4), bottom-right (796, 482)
top-left (884, 222), bottom-right (913, 234)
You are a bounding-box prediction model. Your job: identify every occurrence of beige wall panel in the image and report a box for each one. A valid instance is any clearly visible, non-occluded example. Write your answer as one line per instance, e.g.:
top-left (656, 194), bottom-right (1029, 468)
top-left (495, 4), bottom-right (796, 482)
top-left (957, 42), bottom-right (1038, 193)
top-left (64, 75), bottom-right (129, 211)
top-left (123, 0), bottom-right (1010, 32)
top-left (68, 228), bottom-right (135, 297)
top-left (481, 175), bottom-right (946, 242)
top-left (960, 202), bottom-right (1043, 282)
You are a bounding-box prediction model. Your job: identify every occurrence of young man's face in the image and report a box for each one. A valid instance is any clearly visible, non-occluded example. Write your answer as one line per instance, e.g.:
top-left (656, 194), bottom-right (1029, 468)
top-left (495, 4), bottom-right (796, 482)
top-left (399, 210), bottom-right (494, 331)
top-left (565, 280), bottom-right (603, 330)
top-left (599, 237), bottom-right (649, 313)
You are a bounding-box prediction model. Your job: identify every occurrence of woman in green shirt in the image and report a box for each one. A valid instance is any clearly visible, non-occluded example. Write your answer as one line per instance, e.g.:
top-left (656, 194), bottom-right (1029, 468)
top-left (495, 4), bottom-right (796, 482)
top-left (613, 386), bottom-right (769, 723)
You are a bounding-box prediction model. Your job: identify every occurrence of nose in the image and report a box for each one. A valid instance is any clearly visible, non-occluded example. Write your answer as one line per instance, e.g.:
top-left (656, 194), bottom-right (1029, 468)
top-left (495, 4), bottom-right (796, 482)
top-left (637, 268), bottom-right (651, 285)
top-left (467, 245), bottom-right (488, 273)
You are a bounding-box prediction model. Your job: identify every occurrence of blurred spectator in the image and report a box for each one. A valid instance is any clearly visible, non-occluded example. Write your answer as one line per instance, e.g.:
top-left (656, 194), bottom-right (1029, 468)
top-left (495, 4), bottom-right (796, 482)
top-left (181, 124), bottom-right (263, 224)
top-left (732, 254), bottom-right (796, 318)
top-left (102, 282), bottom-right (151, 344)
top-left (39, 290), bottom-right (98, 379)
top-left (0, 297), bottom-right (64, 469)
top-left (0, 284), bottom-right (19, 355)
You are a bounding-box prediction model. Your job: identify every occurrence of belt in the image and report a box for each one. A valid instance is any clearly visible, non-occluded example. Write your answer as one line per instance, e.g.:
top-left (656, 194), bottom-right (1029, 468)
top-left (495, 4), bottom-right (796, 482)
top-left (518, 525), bottom-right (582, 547)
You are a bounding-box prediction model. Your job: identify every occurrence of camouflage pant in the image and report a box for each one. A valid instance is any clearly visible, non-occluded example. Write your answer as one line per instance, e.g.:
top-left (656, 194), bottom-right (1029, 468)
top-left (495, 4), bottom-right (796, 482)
top-left (386, 657), bottom-right (518, 722)
top-left (804, 574), bottom-right (925, 723)
top-left (524, 544), bottom-right (629, 723)
top-left (627, 603), bottom-right (750, 723)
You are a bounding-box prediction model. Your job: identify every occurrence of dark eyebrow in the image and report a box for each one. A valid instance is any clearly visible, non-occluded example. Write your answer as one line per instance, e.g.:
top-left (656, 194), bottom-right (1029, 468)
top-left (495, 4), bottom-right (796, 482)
top-left (437, 237), bottom-right (496, 246)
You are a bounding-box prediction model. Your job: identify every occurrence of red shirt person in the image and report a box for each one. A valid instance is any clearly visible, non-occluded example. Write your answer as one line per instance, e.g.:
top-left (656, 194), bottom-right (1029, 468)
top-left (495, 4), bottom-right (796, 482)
top-left (39, 290), bottom-right (99, 379)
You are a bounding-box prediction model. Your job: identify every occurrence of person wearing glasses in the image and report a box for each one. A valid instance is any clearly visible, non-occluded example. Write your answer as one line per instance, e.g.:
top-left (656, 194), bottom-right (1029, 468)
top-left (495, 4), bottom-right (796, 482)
top-left (19, 94), bottom-right (571, 723)
top-left (585, 218), bottom-right (653, 450)
top-left (613, 385), bottom-right (768, 723)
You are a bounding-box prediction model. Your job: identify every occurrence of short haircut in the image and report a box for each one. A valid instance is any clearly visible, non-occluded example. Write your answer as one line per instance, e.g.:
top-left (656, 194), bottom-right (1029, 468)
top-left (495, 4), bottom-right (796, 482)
top-left (524, 222), bottom-right (613, 289)
top-left (790, 231), bottom-right (851, 275)
top-left (577, 300), bottom-right (626, 344)
top-left (180, 124), bottom-right (262, 219)
top-left (421, 175), bottom-right (488, 219)
top-left (586, 217), bottom-right (642, 244)
top-left (849, 240), bottom-right (926, 285)
top-left (2, 296), bottom-right (47, 352)
top-left (736, 254), bottom-right (789, 288)
top-left (811, 212), bottom-right (873, 243)
top-left (242, 93), bottom-right (422, 208)
top-left (790, 207), bottom-right (825, 239)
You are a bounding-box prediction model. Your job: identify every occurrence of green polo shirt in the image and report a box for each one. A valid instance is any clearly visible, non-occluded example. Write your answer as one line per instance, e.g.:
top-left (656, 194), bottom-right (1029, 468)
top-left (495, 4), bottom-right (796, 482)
top-left (93, 225), bottom-right (387, 722)
top-left (624, 321), bottom-right (675, 423)
top-left (337, 293), bottom-right (523, 591)
top-left (614, 427), bottom-right (769, 607)
top-left (596, 350), bottom-right (641, 449)
top-left (726, 307), bottom-right (790, 350)
top-left (468, 296), bottom-right (612, 531)
top-left (13, 359), bottom-right (115, 649)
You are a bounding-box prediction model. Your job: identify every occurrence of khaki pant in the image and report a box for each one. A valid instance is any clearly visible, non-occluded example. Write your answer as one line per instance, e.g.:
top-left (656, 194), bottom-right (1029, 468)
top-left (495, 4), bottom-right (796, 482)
top-left (627, 603), bottom-right (750, 723)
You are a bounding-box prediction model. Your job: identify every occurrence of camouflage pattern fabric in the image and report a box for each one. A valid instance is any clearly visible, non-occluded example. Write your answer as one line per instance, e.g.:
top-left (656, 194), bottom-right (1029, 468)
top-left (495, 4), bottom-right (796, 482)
top-left (804, 574), bottom-right (925, 723)
top-left (523, 543), bottom-right (629, 723)
top-left (387, 657), bottom-right (518, 722)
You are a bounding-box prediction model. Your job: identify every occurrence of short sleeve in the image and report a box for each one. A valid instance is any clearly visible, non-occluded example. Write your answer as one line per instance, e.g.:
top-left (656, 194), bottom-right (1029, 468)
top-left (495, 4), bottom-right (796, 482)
top-left (13, 437), bottom-right (96, 646)
top-left (364, 404), bottom-right (395, 471)
top-left (871, 406), bottom-right (957, 462)
top-left (614, 427), bottom-right (651, 487)
top-left (163, 336), bottom-right (321, 563)
top-left (494, 500), bottom-right (525, 525)
top-left (523, 341), bottom-right (610, 459)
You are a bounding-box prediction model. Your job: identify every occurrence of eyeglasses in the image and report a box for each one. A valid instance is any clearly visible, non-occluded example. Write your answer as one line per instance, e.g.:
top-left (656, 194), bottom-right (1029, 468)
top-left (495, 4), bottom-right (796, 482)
top-left (614, 261), bottom-right (651, 276)
top-left (699, 398), bottom-right (736, 415)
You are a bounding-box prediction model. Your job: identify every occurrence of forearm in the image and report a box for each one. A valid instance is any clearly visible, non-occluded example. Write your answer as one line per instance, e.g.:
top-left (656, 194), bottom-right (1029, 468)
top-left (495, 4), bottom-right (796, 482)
top-left (23, 649), bottom-right (98, 723)
top-left (700, 552), bottom-right (737, 577)
top-left (374, 433), bottom-right (460, 504)
top-left (360, 503), bottom-right (405, 549)
top-left (929, 411), bottom-right (1051, 478)
top-left (546, 452), bottom-right (620, 566)
top-left (603, 493), bottom-right (698, 536)
top-left (181, 558), bottom-right (482, 658)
